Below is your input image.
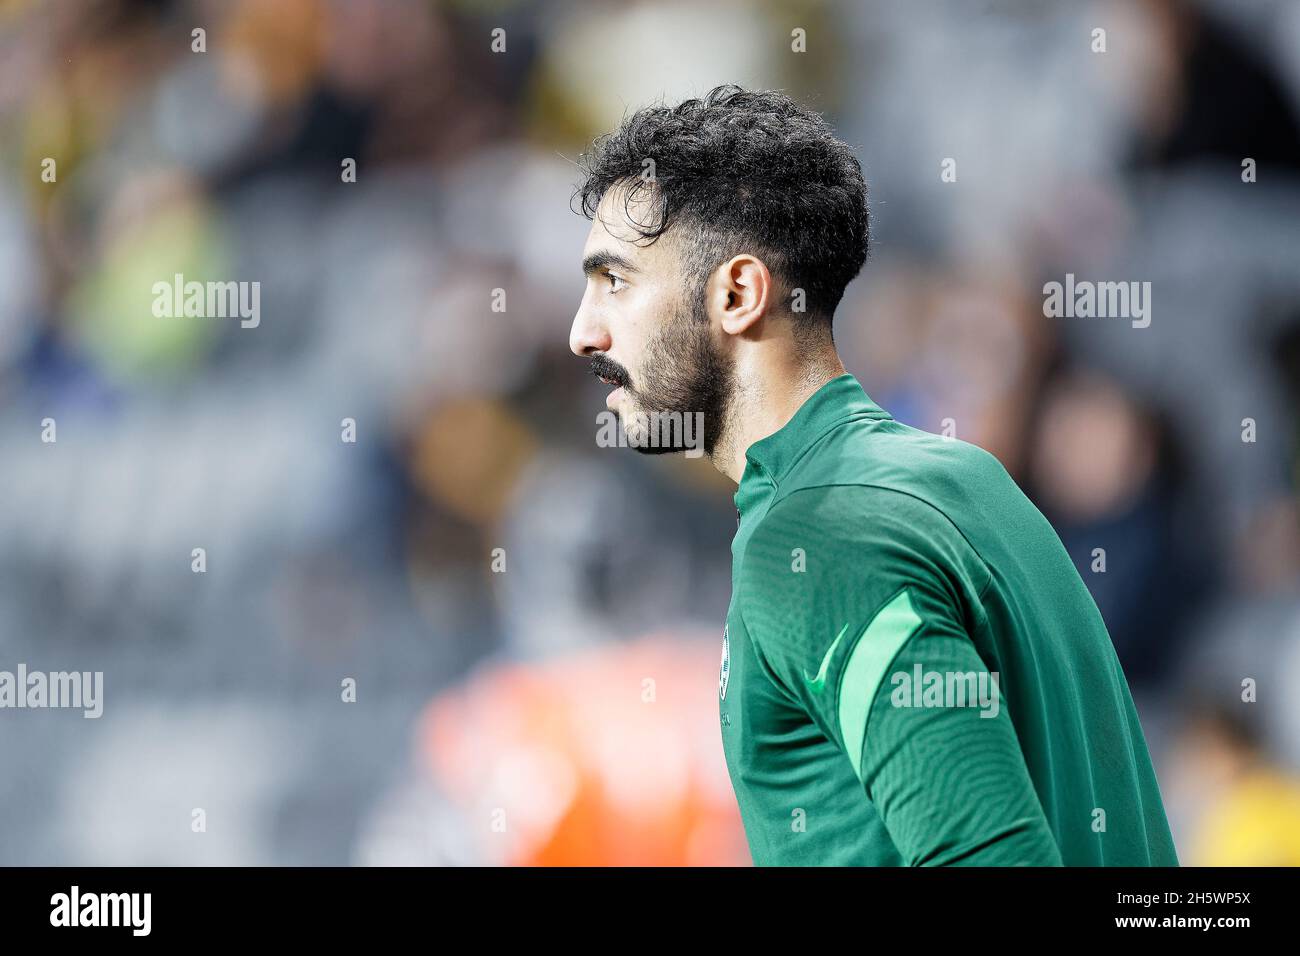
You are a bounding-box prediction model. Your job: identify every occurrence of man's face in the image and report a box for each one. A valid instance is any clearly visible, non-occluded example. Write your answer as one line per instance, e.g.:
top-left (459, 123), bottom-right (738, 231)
top-left (569, 186), bottom-right (732, 457)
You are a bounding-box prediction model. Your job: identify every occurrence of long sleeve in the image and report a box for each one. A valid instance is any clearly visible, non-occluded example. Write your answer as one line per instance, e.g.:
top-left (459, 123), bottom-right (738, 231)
top-left (737, 483), bottom-right (1062, 865)
top-left (859, 622), bottom-right (1061, 865)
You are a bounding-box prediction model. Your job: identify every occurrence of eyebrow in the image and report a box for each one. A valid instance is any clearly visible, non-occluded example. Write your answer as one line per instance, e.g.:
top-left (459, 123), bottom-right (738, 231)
top-left (582, 251), bottom-right (639, 278)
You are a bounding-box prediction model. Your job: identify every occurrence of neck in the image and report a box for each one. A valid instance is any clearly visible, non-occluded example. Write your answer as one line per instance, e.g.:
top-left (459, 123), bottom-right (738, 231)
top-left (711, 344), bottom-right (846, 484)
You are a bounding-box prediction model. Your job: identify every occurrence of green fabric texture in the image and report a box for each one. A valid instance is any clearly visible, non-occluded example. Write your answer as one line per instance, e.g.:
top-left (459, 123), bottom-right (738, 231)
top-left (719, 374), bottom-right (1179, 866)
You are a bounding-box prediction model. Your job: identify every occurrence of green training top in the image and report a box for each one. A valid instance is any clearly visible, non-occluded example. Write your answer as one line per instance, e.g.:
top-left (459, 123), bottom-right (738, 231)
top-left (719, 373), bottom-right (1178, 866)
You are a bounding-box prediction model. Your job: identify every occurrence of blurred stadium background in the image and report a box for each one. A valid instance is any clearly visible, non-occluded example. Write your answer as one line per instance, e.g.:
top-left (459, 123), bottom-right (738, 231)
top-left (1, 0), bottom-right (1299, 865)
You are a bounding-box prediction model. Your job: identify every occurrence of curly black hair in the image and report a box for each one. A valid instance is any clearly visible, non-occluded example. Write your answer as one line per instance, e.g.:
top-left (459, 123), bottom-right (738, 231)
top-left (574, 85), bottom-right (869, 329)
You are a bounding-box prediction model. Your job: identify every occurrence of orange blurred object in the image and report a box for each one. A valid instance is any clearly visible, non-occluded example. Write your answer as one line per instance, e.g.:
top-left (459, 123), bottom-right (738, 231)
top-left (419, 635), bottom-right (748, 866)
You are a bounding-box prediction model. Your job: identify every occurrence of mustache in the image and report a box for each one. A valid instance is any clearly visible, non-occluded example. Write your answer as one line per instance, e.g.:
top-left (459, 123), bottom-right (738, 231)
top-left (589, 354), bottom-right (631, 390)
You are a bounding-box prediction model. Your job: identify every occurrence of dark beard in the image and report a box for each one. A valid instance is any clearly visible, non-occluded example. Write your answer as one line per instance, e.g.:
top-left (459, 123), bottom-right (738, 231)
top-left (598, 297), bottom-right (734, 459)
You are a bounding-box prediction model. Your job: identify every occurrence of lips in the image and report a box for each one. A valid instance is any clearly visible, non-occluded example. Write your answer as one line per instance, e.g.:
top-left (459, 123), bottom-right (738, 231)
top-left (599, 372), bottom-right (626, 410)
top-left (593, 368), bottom-right (628, 393)
top-left (590, 355), bottom-right (628, 393)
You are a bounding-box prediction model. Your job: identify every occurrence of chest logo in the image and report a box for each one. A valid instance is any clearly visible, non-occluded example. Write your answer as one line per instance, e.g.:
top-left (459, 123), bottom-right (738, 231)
top-left (719, 625), bottom-right (730, 700)
top-left (804, 622), bottom-right (852, 695)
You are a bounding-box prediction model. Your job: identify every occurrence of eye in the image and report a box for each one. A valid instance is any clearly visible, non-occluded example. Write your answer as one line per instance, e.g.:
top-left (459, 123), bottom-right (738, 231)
top-left (606, 272), bottom-right (627, 293)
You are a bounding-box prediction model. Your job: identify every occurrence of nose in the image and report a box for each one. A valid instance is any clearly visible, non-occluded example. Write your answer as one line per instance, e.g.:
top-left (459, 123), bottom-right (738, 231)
top-left (569, 292), bottom-right (611, 358)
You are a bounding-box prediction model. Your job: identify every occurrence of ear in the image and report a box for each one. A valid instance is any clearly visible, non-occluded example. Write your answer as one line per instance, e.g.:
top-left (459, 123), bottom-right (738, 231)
top-left (708, 254), bottom-right (773, 336)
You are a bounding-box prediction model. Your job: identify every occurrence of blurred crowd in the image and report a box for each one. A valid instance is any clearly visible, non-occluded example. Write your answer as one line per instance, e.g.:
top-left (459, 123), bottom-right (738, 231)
top-left (1, 0), bottom-right (1299, 865)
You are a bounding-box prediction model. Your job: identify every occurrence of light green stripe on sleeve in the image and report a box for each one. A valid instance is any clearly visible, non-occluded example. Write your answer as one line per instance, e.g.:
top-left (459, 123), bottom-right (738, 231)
top-left (838, 588), bottom-right (924, 781)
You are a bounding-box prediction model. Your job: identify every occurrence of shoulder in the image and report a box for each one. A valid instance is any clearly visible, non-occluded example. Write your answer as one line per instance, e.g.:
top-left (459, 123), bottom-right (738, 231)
top-left (740, 482), bottom-right (988, 631)
top-left (786, 416), bottom-right (1018, 520)
top-left (743, 482), bottom-right (970, 578)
